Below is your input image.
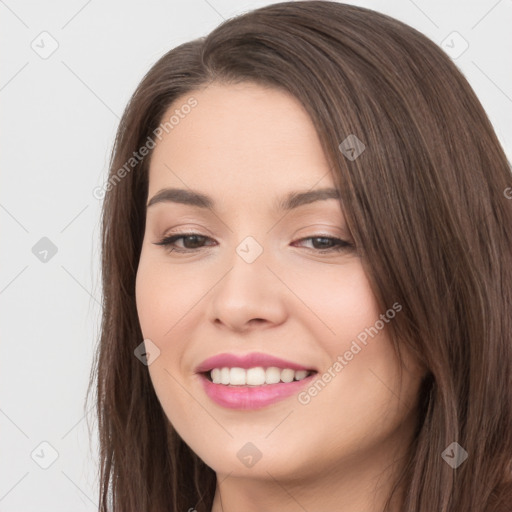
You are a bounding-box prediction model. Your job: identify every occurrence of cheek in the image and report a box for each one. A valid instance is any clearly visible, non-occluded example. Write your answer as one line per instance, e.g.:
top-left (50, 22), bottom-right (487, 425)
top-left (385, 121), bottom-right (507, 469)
top-left (289, 258), bottom-right (383, 346)
top-left (135, 255), bottom-right (204, 431)
top-left (136, 261), bottom-right (165, 344)
top-left (288, 263), bottom-right (410, 428)
top-left (135, 259), bottom-right (175, 340)
top-left (135, 251), bottom-right (217, 342)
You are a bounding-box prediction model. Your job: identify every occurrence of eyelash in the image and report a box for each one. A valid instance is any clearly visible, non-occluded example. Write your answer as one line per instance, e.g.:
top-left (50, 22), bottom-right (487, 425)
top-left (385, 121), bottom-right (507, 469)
top-left (153, 232), bottom-right (354, 254)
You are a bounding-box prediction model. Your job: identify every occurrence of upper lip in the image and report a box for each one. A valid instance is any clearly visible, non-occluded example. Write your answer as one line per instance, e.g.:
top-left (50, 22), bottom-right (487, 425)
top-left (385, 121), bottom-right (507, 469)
top-left (195, 352), bottom-right (317, 373)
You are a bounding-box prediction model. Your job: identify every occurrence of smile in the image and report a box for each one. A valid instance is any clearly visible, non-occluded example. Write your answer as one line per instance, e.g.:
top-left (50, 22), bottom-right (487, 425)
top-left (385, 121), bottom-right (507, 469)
top-left (198, 368), bottom-right (318, 409)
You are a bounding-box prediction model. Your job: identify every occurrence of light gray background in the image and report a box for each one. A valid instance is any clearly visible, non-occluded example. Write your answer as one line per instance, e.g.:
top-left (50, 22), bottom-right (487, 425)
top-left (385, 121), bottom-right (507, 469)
top-left (1, 0), bottom-right (511, 510)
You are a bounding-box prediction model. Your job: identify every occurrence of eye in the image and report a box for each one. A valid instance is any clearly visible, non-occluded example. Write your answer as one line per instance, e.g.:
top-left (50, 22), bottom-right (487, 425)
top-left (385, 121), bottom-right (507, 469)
top-left (292, 235), bottom-right (354, 253)
top-left (153, 233), bottom-right (216, 253)
top-left (153, 232), bottom-right (354, 254)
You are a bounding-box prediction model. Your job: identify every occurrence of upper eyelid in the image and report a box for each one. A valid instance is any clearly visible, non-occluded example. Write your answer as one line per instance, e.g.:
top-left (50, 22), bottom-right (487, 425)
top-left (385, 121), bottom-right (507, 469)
top-left (157, 220), bottom-right (348, 237)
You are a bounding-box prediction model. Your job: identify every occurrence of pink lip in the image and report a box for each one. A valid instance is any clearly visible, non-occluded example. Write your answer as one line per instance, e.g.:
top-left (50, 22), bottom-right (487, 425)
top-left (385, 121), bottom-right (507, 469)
top-left (195, 352), bottom-right (315, 373)
top-left (198, 373), bottom-right (317, 410)
top-left (195, 352), bottom-right (317, 410)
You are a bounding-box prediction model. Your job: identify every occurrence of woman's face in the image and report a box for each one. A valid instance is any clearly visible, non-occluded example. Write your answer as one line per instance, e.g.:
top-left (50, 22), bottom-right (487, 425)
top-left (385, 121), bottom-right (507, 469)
top-left (135, 82), bottom-right (424, 484)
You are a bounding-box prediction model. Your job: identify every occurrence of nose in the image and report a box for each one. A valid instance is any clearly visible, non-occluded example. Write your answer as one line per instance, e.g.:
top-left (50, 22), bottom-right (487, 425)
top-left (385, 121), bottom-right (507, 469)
top-left (207, 242), bottom-right (288, 333)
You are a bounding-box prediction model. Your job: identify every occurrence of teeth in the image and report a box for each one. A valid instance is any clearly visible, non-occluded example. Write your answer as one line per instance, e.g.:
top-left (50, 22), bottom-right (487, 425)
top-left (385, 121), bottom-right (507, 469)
top-left (230, 367), bottom-right (246, 385)
top-left (266, 367), bottom-right (281, 384)
top-left (280, 369), bottom-right (295, 383)
top-left (208, 366), bottom-right (312, 386)
top-left (220, 368), bottom-right (230, 385)
top-left (247, 367), bottom-right (266, 385)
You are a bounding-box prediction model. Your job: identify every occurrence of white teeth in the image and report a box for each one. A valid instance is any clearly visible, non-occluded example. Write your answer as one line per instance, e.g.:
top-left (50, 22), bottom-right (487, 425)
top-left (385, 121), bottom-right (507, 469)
top-left (280, 368), bottom-right (295, 383)
top-left (265, 366), bottom-right (281, 384)
top-left (247, 367), bottom-right (266, 386)
top-left (208, 366), bottom-right (313, 386)
top-left (220, 367), bottom-right (230, 385)
top-left (294, 370), bottom-right (308, 380)
top-left (211, 368), bottom-right (221, 384)
top-left (230, 367), bottom-right (246, 385)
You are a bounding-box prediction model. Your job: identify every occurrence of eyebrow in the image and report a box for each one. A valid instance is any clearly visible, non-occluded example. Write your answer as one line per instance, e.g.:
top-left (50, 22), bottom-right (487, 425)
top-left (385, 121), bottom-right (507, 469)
top-left (146, 187), bottom-right (341, 211)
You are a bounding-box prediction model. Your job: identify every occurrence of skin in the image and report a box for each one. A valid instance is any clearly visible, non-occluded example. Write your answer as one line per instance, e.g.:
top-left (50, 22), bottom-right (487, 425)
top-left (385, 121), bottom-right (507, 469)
top-left (135, 82), bottom-right (426, 512)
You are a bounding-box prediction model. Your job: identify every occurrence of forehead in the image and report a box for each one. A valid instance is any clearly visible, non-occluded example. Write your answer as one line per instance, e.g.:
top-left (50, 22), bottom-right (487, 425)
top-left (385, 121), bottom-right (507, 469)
top-left (147, 82), bottom-right (334, 202)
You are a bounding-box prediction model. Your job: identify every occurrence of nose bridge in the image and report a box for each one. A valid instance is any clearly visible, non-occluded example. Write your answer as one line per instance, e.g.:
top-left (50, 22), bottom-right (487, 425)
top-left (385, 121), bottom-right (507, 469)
top-left (235, 235), bottom-right (266, 266)
top-left (222, 233), bottom-right (271, 302)
top-left (207, 232), bottom-right (287, 330)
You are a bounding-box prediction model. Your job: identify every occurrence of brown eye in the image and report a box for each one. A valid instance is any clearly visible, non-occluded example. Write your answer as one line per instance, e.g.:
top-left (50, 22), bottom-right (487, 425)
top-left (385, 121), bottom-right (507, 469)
top-left (292, 236), bottom-right (354, 253)
top-left (153, 233), bottom-right (216, 253)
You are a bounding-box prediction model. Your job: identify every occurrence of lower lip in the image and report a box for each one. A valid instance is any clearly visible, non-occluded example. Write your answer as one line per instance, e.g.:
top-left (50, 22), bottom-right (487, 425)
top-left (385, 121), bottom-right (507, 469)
top-left (198, 373), bottom-right (316, 409)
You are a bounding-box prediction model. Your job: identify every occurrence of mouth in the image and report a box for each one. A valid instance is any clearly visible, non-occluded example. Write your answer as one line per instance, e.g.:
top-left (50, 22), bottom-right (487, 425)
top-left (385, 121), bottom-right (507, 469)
top-left (194, 352), bottom-right (318, 409)
top-left (197, 367), bottom-right (318, 410)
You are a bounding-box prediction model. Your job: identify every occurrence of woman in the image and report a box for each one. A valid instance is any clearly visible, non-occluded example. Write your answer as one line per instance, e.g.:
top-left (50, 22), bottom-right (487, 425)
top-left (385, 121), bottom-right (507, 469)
top-left (88, 1), bottom-right (512, 511)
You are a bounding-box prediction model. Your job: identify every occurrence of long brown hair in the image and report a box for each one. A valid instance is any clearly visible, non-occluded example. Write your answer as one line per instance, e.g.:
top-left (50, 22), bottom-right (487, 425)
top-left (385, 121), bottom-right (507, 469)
top-left (87, 1), bottom-right (512, 510)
